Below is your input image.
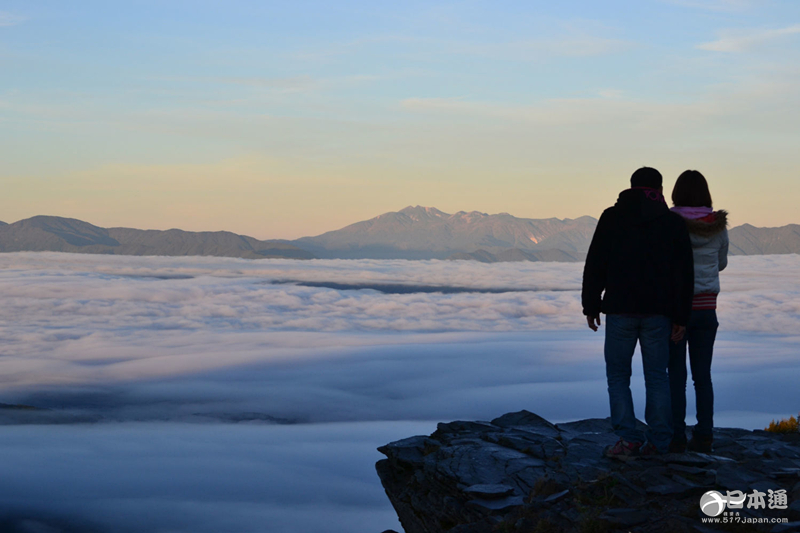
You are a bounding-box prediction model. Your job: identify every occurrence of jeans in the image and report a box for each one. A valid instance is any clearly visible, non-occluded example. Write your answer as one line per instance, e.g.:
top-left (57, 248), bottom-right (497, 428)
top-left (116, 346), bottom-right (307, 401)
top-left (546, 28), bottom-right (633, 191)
top-left (604, 314), bottom-right (673, 452)
top-left (669, 309), bottom-right (718, 439)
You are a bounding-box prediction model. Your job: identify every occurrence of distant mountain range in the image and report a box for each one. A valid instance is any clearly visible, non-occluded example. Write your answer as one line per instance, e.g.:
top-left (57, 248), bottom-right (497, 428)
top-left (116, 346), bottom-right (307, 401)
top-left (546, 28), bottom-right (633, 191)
top-left (728, 224), bottom-right (800, 255)
top-left (1, 208), bottom-right (799, 262)
top-left (293, 206), bottom-right (597, 261)
top-left (0, 216), bottom-right (314, 259)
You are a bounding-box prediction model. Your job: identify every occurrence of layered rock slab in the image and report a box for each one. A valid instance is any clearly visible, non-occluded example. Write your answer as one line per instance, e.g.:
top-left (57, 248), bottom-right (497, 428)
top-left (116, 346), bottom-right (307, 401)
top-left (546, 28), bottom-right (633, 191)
top-left (376, 411), bottom-right (800, 532)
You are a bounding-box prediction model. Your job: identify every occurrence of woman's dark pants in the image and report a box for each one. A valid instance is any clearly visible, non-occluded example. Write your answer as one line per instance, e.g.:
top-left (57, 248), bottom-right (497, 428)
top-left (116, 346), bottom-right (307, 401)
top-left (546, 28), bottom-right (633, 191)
top-left (668, 309), bottom-right (718, 440)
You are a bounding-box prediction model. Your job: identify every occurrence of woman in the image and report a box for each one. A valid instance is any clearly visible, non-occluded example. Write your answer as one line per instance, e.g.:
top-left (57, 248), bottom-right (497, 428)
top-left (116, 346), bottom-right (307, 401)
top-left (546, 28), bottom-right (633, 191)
top-left (669, 170), bottom-right (728, 453)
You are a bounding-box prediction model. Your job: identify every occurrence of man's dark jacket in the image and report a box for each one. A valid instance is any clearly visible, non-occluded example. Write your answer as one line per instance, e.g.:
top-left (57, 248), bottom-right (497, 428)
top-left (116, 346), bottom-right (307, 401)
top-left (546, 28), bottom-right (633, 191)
top-left (582, 188), bottom-right (694, 326)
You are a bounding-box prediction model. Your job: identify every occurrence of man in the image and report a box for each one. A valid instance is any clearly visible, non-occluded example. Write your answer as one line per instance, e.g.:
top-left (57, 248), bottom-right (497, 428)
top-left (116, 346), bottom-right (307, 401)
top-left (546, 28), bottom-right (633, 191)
top-left (582, 167), bottom-right (694, 458)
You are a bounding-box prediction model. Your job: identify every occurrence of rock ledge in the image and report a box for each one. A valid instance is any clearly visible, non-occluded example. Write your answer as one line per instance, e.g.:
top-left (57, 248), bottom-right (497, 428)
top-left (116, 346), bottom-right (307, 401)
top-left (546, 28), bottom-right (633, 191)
top-left (376, 411), bottom-right (800, 532)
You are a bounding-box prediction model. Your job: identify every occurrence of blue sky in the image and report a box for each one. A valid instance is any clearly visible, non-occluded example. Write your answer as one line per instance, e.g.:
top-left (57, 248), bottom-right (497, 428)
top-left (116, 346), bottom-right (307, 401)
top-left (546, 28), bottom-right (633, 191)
top-left (2, 0), bottom-right (799, 238)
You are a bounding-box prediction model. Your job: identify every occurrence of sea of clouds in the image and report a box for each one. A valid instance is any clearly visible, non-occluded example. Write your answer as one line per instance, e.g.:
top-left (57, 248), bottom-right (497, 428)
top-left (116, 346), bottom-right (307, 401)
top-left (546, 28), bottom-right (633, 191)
top-left (0, 252), bottom-right (798, 532)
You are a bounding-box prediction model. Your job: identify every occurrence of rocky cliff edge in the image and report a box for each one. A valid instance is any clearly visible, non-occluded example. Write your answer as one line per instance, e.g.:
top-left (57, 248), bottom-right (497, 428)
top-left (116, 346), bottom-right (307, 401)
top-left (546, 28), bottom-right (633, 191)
top-left (376, 411), bottom-right (800, 533)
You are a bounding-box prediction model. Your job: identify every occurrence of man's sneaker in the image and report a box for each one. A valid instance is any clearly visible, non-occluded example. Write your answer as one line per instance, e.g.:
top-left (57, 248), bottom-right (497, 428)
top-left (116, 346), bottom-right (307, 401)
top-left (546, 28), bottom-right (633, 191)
top-left (604, 439), bottom-right (642, 461)
top-left (687, 434), bottom-right (713, 453)
top-left (639, 441), bottom-right (662, 457)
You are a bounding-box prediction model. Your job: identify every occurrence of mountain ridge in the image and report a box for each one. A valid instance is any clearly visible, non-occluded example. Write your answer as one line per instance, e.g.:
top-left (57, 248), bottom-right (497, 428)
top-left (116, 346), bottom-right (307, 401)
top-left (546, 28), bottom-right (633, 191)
top-left (728, 223), bottom-right (800, 255)
top-left (0, 216), bottom-right (314, 259)
top-left (293, 206), bottom-right (800, 261)
top-left (294, 205), bottom-right (598, 260)
top-left (2, 209), bottom-right (799, 262)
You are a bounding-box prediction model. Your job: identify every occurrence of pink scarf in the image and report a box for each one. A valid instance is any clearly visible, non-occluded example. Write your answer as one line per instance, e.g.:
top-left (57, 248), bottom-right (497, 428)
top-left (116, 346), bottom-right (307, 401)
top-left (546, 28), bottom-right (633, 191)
top-left (671, 206), bottom-right (713, 220)
top-left (630, 187), bottom-right (667, 205)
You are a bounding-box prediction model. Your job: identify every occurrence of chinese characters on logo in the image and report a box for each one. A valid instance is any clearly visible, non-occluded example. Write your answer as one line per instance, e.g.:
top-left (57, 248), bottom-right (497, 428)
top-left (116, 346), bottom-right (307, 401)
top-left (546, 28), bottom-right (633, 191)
top-left (699, 489), bottom-right (788, 517)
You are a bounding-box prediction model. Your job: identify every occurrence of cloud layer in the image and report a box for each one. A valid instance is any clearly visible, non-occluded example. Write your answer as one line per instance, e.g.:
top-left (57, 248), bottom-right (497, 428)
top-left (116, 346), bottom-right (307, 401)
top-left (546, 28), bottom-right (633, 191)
top-left (0, 252), bottom-right (799, 532)
top-left (0, 421), bottom-right (433, 533)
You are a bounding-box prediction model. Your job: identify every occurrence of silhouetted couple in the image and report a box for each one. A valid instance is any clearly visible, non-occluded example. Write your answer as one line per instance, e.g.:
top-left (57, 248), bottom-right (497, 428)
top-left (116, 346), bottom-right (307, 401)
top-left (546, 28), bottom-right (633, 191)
top-left (582, 167), bottom-right (729, 458)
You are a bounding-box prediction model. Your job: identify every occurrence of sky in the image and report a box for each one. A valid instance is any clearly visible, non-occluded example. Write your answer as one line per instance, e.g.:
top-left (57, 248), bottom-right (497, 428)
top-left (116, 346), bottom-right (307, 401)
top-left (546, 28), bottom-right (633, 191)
top-left (2, 0), bottom-right (800, 239)
top-left (1, 253), bottom-right (799, 531)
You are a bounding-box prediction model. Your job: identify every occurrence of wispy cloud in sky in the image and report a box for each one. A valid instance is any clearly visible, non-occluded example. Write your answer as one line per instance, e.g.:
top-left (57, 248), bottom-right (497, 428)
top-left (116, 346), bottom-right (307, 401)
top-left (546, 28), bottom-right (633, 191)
top-left (291, 30), bottom-right (628, 64)
top-left (291, 34), bottom-right (424, 62)
top-left (168, 74), bottom-right (318, 92)
top-left (0, 11), bottom-right (25, 26)
top-left (166, 73), bottom-right (393, 94)
top-left (438, 34), bottom-right (631, 60)
top-left (664, 0), bottom-right (755, 11)
top-left (400, 91), bottom-right (731, 129)
top-left (699, 24), bottom-right (800, 52)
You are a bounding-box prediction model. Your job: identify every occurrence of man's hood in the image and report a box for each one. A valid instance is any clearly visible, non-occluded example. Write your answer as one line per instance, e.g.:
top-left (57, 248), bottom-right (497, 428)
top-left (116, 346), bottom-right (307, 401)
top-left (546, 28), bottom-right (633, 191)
top-left (614, 188), bottom-right (671, 223)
